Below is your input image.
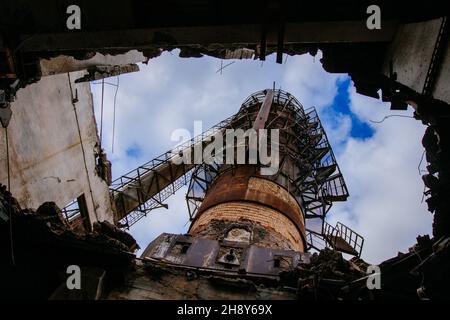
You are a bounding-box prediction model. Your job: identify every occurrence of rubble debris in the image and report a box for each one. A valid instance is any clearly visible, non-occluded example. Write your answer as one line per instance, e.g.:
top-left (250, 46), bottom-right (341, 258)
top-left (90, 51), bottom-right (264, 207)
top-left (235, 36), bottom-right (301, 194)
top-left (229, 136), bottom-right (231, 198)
top-left (108, 258), bottom-right (297, 300)
top-left (0, 184), bottom-right (139, 253)
top-left (3, 179), bottom-right (450, 300)
top-left (0, 183), bottom-right (21, 219)
top-left (279, 248), bottom-right (369, 300)
top-left (93, 220), bottom-right (139, 252)
top-left (0, 184), bottom-right (136, 299)
top-left (75, 64), bottom-right (139, 83)
top-left (416, 99), bottom-right (450, 240)
top-left (36, 201), bottom-right (69, 228)
top-left (94, 145), bottom-right (112, 185)
top-left (410, 236), bottom-right (450, 299)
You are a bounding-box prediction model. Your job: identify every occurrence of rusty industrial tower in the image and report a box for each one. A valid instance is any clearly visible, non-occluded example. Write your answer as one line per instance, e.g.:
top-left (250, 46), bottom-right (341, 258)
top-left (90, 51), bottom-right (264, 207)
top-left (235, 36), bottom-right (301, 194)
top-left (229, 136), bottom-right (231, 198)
top-left (103, 89), bottom-right (364, 299)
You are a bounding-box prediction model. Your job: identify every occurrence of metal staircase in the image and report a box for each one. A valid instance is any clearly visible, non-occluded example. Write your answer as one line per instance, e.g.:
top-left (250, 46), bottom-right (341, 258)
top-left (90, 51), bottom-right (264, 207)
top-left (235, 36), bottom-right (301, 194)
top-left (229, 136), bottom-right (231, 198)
top-left (109, 114), bottom-right (236, 228)
top-left (307, 221), bottom-right (364, 257)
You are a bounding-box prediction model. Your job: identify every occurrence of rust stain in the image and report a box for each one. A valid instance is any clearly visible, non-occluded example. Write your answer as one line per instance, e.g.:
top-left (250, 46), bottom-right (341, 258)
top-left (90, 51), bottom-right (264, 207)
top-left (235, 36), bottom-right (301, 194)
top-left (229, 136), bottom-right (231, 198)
top-left (193, 165), bottom-right (305, 240)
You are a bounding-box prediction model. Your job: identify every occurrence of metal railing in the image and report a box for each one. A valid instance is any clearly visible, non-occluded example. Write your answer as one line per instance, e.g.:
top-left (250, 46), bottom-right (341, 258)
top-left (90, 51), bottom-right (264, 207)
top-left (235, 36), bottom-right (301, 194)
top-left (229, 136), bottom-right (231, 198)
top-left (309, 221), bottom-right (364, 257)
top-left (335, 222), bottom-right (364, 257)
top-left (61, 198), bottom-right (81, 223)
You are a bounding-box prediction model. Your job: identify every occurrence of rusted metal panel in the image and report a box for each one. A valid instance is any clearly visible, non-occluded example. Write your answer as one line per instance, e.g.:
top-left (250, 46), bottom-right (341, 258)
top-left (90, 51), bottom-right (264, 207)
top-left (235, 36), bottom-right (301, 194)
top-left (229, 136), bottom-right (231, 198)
top-left (253, 89), bottom-right (274, 130)
top-left (142, 233), bottom-right (310, 277)
top-left (244, 245), bottom-right (307, 275)
top-left (184, 238), bottom-right (220, 268)
top-left (193, 166), bottom-right (305, 240)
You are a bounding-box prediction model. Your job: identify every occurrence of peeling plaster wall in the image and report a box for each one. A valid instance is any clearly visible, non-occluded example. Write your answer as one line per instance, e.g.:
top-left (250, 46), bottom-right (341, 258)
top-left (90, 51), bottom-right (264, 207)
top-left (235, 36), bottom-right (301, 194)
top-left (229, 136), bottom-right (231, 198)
top-left (0, 71), bottom-right (113, 224)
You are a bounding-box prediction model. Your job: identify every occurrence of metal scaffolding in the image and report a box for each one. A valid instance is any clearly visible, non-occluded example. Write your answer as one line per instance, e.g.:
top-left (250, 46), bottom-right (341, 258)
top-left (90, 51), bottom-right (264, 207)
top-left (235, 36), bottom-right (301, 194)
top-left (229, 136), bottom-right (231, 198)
top-left (183, 89), bottom-right (358, 255)
top-left (62, 89), bottom-right (362, 256)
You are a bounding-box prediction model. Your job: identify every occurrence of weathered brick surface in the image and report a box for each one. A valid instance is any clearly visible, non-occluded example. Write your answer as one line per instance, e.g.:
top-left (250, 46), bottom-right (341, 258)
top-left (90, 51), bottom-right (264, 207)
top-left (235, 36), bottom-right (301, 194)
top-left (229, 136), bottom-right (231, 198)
top-left (190, 201), bottom-right (304, 251)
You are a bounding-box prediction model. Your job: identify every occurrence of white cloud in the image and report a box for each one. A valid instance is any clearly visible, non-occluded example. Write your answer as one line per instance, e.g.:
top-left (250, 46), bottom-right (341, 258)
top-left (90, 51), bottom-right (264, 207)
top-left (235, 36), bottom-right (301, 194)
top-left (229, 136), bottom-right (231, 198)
top-left (322, 112), bottom-right (353, 147)
top-left (283, 51), bottom-right (345, 109)
top-left (329, 84), bottom-right (431, 264)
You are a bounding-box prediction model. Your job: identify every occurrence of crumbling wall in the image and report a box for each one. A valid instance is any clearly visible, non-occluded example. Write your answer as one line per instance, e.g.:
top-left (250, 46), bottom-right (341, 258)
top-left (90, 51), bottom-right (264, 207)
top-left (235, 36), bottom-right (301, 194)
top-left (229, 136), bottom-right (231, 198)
top-left (39, 50), bottom-right (147, 76)
top-left (0, 71), bottom-right (113, 225)
top-left (0, 186), bottom-right (137, 300)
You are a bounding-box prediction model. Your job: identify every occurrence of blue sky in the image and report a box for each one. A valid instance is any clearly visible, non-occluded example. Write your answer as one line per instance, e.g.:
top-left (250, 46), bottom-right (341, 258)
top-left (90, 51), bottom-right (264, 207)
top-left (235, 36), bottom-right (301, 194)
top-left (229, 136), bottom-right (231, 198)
top-left (91, 50), bottom-right (431, 264)
top-left (332, 78), bottom-right (374, 140)
top-left (125, 144), bottom-right (142, 159)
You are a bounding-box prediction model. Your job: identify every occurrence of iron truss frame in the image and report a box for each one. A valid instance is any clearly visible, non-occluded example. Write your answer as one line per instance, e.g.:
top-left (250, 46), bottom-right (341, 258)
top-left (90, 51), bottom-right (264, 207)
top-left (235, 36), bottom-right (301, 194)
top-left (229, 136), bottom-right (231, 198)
top-left (109, 114), bottom-right (237, 229)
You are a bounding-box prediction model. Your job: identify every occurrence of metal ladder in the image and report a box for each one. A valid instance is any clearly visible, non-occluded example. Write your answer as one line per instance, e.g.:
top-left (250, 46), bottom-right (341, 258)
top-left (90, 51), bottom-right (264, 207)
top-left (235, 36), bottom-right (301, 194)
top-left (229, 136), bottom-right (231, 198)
top-left (323, 221), bottom-right (364, 257)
